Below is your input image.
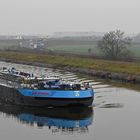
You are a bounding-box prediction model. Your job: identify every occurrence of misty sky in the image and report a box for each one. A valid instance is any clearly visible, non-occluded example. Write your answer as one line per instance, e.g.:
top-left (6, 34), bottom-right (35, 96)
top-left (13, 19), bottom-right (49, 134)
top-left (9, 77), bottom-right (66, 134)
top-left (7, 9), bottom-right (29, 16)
top-left (0, 0), bottom-right (139, 35)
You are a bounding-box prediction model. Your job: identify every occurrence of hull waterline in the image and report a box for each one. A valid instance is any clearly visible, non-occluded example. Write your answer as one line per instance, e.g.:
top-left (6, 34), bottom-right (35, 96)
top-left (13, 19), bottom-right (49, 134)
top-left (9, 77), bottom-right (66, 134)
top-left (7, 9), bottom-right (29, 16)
top-left (0, 84), bottom-right (94, 107)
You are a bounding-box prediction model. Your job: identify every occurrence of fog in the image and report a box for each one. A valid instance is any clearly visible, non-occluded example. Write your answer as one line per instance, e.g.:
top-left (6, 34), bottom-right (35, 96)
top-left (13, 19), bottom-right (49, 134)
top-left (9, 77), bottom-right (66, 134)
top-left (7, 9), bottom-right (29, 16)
top-left (0, 0), bottom-right (139, 35)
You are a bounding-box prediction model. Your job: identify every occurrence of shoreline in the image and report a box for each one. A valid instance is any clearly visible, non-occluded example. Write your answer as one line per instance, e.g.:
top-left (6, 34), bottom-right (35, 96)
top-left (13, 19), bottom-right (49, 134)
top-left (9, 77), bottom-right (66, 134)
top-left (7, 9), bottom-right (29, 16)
top-left (1, 57), bottom-right (140, 85)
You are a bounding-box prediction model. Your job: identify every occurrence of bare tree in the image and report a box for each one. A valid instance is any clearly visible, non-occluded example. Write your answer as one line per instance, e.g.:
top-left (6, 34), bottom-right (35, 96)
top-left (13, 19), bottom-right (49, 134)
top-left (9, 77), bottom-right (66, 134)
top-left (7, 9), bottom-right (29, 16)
top-left (97, 30), bottom-right (131, 59)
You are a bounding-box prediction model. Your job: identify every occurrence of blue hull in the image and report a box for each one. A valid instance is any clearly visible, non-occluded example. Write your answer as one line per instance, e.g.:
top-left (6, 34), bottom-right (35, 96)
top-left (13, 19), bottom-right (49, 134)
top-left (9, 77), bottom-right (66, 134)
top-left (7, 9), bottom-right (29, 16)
top-left (0, 84), bottom-right (94, 107)
top-left (17, 88), bottom-right (94, 99)
top-left (15, 88), bottom-right (94, 107)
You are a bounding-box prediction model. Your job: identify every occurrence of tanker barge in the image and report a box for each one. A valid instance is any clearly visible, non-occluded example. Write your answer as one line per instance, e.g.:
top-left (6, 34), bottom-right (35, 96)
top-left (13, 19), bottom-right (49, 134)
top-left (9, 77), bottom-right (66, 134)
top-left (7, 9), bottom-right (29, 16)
top-left (0, 67), bottom-right (94, 107)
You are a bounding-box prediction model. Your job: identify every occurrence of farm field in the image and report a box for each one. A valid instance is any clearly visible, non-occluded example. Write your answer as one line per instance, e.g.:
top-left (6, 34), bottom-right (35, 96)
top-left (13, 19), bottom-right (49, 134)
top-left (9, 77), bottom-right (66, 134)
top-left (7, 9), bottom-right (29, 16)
top-left (47, 44), bottom-right (101, 55)
top-left (0, 39), bottom-right (140, 57)
top-left (128, 43), bottom-right (140, 57)
top-left (47, 43), bottom-right (140, 57)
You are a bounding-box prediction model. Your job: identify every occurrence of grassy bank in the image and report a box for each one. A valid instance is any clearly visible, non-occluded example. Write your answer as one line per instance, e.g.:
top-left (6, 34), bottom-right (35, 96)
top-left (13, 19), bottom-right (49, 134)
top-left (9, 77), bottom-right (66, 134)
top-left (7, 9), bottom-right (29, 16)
top-left (0, 51), bottom-right (140, 75)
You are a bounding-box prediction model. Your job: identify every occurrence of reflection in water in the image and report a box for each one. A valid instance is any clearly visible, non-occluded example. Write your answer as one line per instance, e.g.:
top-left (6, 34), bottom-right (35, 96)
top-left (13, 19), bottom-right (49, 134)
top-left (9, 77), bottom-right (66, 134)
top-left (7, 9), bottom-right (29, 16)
top-left (99, 103), bottom-right (124, 108)
top-left (0, 104), bottom-right (93, 134)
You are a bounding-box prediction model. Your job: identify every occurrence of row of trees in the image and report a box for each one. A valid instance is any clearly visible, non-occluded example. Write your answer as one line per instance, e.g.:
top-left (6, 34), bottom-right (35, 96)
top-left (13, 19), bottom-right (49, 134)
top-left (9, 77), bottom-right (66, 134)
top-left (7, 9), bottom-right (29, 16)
top-left (97, 30), bottom-right (132, 59)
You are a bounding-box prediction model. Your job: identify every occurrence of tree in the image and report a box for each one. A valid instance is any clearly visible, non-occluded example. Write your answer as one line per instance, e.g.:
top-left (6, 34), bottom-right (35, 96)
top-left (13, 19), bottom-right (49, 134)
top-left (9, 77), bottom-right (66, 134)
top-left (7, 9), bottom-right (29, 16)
top-left (97, 30), bottom-right (131, 59)
top-left (88, 48), bottom-right (92, 54)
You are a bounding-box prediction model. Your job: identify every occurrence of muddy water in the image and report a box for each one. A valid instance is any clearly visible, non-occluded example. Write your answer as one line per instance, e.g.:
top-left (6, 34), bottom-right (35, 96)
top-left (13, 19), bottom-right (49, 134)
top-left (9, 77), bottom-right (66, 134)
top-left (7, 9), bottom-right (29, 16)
top-left (0, 62), bottom-right (140, 140)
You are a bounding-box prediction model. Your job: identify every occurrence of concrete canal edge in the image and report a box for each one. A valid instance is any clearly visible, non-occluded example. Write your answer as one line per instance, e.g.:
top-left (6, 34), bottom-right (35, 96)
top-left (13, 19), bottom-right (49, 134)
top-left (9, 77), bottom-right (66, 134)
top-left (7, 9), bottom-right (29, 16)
top-left (0, 58), bottom-right (140, 84)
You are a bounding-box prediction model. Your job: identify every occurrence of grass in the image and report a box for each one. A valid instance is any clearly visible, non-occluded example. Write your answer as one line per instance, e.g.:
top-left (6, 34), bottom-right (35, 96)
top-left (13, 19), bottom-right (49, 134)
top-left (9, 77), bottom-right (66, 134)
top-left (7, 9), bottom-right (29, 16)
top-left (46, 44), bottom-right (102, 55)
top-left (0, 51), bottom-right (140, 75)
top-left (0, 40), bottom-right (140, 57)
top-left (47, 43), bottom-right (140, 57)
top-left (128, 43), bottom-right (140, 57)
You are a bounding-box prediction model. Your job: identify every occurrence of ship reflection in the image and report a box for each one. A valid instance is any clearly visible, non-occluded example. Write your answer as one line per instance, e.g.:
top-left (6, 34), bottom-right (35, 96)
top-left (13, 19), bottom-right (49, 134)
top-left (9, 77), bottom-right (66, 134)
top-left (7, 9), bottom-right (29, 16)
top-left (0, 104), bottom-right (93, 134)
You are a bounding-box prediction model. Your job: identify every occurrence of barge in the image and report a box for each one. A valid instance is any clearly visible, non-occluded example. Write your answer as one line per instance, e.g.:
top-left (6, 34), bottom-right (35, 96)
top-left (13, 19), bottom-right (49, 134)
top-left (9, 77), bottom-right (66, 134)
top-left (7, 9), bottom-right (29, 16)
top-left (0, 67), bottom-right (94, 107)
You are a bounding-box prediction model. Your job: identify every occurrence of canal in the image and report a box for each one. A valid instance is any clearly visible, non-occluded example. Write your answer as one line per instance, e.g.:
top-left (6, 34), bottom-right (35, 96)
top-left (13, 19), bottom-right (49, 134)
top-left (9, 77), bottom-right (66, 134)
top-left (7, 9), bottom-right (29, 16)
top-left (0, 61), bottom-right (139, 140)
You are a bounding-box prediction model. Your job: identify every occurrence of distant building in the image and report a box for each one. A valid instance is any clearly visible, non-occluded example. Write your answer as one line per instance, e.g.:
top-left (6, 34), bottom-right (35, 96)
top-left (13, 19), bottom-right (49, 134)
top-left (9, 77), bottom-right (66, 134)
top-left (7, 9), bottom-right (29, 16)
top-left (33, 40), bottom-right (45, 49)
top-left (19, 38), bottom-right (45, 49)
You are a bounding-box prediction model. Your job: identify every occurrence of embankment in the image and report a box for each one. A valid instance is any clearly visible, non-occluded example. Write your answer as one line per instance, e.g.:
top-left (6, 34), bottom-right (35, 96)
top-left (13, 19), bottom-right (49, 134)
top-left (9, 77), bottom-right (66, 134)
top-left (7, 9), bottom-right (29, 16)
top-left (0, 51), bottom-right (140, 84)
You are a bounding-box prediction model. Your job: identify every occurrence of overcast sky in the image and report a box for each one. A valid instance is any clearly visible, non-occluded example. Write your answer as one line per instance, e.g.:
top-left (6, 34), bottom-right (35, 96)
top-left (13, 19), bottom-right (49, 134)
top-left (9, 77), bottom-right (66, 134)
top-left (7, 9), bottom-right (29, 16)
top-left (0, 0), bottom-right (139, 35)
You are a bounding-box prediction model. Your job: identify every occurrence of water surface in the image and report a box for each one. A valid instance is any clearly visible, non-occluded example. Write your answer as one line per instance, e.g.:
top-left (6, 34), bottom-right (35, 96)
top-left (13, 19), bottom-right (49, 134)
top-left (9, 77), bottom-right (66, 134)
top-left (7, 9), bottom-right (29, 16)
top-left (0, 62), bottom-right (140, 140)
